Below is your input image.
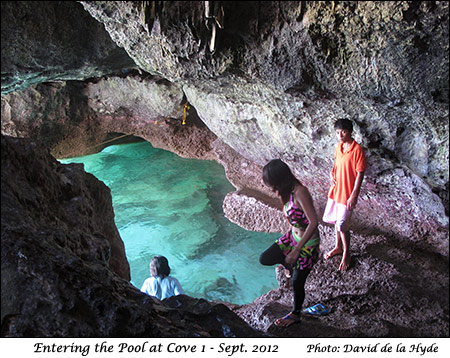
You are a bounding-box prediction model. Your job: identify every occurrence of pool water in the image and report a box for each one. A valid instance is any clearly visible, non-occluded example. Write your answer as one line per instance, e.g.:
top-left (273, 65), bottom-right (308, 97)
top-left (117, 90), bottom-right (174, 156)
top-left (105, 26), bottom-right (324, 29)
top-left (60, 141), bottom-right (280, 305)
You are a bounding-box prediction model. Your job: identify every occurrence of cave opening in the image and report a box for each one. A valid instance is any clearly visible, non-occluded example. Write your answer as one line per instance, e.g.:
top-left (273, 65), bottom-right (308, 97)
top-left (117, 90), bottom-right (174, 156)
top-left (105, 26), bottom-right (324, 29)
top-left (59, 139), bottom-right (280, 305)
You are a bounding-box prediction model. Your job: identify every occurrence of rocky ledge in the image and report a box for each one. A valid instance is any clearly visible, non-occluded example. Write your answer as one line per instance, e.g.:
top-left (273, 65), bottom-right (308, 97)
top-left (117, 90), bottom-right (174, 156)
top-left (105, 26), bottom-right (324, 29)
top-left (1, 135), bottom-right (448, 337)
top-left (233, 228), bottom-right (449, 337)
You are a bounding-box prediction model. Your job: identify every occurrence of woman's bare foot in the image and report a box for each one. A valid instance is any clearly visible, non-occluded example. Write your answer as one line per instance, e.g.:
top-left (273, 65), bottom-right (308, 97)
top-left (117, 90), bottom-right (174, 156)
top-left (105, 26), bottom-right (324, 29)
top-left (324, 247), bottom-right (343, 260)
top-left (274, 312), bottom-right (300, 327)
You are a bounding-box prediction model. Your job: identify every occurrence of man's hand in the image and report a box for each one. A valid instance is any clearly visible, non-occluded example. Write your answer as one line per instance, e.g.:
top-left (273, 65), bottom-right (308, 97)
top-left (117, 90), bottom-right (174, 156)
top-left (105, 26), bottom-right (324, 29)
top-left (347, 195), bottom-right (358, 211)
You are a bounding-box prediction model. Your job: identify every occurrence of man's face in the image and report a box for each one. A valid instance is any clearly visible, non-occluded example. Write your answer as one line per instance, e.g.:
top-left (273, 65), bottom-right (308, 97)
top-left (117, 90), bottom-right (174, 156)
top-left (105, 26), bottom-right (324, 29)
top-left (335, 128), bottom-right (351, 143)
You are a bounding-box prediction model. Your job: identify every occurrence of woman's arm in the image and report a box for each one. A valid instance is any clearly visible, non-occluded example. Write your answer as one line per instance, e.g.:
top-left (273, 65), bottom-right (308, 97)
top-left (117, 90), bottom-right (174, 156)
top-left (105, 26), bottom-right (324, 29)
top-left (285, 185), bottom-right (319, 265)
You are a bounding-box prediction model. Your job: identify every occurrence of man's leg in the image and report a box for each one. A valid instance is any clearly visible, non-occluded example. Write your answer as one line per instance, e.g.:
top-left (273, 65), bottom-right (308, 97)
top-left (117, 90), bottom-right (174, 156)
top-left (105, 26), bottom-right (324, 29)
top-left (325, 203), bottom-right (352, 270)
top-left (339, 230), bottom-right (351, 271)
top-left (324, 226), bottom-right (343, 259)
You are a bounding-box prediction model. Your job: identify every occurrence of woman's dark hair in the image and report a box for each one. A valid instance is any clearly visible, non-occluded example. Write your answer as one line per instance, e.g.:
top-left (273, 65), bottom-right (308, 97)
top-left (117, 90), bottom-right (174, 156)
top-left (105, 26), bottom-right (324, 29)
top-left (150, 255), bottom-right (171, 277)
top-left (263, 159), bottom-right (300, 204)
top-left (334, 118), bottom-right (353, 133)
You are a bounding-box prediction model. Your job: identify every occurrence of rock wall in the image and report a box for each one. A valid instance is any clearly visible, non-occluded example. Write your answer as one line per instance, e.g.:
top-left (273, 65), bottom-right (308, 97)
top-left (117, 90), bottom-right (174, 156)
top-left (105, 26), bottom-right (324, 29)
top-left (1, 76), bottom-right (217, 160)
top-left (1, 135), bottom-right (263, 337)
top-left (1, 135), bottom-right (130, 281)
top-left (1, 0), bottom-right (449, 337)
top-left (1, 1), bottom-right (137, 95)
top-left (1, 134), bottom-right (448, 337)
top-left (2, 74), bottom-right (448, 253)
top-left (6, 0), bottom-right (445, 252)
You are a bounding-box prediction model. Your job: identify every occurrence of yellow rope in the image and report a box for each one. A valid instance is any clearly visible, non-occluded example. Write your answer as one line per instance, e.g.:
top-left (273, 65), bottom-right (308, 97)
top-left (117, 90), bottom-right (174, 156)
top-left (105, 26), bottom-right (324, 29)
top-left (86, 133), bottom-right (132, 149)
top-left (156, 101), bottom-right (189, 125)
top-left (182, 102), bottom-right (190, 125)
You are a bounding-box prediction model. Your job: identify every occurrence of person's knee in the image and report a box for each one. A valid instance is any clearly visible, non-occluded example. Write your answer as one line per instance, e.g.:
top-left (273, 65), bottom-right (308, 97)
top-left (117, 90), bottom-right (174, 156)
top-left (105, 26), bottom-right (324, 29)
top-left (259, 252), bottom-right (268, 266)
top-left (335, 227), bottom-right (350, 238)
top-left (259, 243), bottom-right (280, 266)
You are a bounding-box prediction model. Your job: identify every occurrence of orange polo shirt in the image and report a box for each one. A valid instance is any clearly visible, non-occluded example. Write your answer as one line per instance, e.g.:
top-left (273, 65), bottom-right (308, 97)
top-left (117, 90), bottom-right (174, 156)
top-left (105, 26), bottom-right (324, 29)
top-left (328, 140), bottom-right (366, 205)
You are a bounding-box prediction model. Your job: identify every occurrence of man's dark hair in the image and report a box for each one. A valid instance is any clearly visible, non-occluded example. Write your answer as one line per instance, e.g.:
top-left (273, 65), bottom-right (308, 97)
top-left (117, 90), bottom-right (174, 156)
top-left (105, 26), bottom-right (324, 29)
top-left (334, 118), bottom-right (353, 133)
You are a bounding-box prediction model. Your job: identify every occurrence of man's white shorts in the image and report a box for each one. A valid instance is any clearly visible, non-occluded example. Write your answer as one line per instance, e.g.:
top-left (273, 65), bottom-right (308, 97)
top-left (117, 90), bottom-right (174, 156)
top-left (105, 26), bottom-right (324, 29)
top-left (322, 198), bottom-right (352, 232)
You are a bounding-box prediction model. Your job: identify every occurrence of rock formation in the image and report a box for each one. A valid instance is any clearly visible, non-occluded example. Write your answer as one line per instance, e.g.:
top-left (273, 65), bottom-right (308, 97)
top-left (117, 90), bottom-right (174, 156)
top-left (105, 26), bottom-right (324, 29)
top-left (1, 134), bottom-right (263, 337)
top-left (1, 1), bottom-right (448, 337)
top-left (1, 1), bottom-right (137, 94)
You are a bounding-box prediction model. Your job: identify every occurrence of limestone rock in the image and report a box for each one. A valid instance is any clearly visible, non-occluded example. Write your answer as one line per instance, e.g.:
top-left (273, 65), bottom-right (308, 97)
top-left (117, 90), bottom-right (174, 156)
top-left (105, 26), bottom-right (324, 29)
top-left (79, 1), bottom-right (448, 104)
top-left (223, 191), bottom-right (289, 234)
top-left (1, 0), bottom-right (449, 338)
top-left (0, 135), bottom-right (263, 337)
top-left (184, 74), bottom-right (448, 254)
top-left (1, 76), bottom-right (216, 160)
top-left (1, 1), bottom-right (136, 95)
top-left (2, 1), bottom-right (448, 250)
top-left (233, 229), bottom-right (449, 337)
top-left (77, 1), bottom-right (449, 244)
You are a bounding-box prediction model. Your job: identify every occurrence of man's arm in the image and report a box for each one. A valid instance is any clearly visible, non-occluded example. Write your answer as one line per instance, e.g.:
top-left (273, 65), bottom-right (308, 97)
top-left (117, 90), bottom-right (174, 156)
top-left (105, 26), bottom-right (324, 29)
top-left (347, 171), bottom-right (364, 211)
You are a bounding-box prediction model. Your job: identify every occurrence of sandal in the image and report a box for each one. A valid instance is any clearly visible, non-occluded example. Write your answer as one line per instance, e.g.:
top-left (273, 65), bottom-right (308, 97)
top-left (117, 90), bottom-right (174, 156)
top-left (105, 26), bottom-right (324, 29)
top-left (274, 312), bottom-right (301, 327)
top-left (302, 303), bottom-right (330, 316)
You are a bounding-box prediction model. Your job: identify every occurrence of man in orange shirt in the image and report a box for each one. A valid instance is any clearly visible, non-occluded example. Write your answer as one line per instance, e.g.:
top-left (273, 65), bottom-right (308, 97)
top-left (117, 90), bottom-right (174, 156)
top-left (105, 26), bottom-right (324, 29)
top-left (322, 119), bottom-right (366, 271)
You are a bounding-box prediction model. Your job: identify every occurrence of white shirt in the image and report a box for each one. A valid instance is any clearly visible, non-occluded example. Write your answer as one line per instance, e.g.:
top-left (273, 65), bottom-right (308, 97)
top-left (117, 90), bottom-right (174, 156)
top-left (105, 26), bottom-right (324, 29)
top-left (140, 276), bottom-right (184, 300)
